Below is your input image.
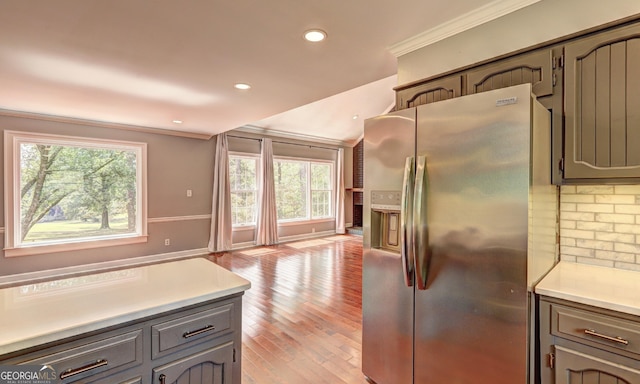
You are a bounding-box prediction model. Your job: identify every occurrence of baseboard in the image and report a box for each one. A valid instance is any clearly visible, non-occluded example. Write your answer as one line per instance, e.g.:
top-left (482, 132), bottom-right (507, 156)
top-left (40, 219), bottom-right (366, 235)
top-left (231, 241), bottom-right (257, 251)
top-left (230, 230), bottom-right (338, 251)
top-left (277, 230), bottom-right (336, 243)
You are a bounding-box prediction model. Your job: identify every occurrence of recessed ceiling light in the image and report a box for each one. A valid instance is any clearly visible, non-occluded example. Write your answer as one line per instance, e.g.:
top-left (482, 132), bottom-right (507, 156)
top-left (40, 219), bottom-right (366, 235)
top-left (234, 83), bottom-right (251, 90)
top-left (304, 29), bottom-right (327, 42)
top-left (172, 120), bottom-right (183, 124)
top-left (352, 115), bottom-right (359, 120)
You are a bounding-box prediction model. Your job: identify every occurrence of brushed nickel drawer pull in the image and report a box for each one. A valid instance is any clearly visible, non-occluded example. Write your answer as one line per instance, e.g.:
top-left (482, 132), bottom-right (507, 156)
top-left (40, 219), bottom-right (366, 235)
top-left (183, 324), bottom-right (215, 338)
top-left (584, 329), bottom-right (630, 345)
top-left (59, 359), bottom-right (108, 380)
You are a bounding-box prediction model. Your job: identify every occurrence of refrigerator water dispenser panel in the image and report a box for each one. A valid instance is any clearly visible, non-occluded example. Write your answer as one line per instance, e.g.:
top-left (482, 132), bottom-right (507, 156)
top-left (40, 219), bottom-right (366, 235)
top-left (370, 191), bottom-right (402, 252)
top-left (370, 190), bottom-right (402, 211)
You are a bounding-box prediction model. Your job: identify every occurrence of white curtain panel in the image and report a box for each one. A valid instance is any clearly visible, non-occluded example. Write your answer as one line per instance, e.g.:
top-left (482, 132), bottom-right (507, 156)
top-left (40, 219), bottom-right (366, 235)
top-left (255, 138), bottom-right (279, 245)
top-left (208, 133), bottom-right (232, 252)
top-left (335, 148), bottom-right (346, 234)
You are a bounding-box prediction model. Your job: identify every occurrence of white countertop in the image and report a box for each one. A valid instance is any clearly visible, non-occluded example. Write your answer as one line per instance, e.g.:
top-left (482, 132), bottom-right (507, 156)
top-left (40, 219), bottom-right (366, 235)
top-left (0, 258), bottom-right (251, 356)
top-left (535, 261), bottom-right (640, 317)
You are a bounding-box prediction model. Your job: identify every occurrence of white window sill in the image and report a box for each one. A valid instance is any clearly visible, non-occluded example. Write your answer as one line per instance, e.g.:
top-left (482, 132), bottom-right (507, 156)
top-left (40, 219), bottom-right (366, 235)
top-left (277, 218), bottom-right (335, 227)
top-left (232, 224), bottom-right (256, 231)
top-left (232, 218), bottom-right (334, 229)
top-left (4, 235), bottom-right (149, 257)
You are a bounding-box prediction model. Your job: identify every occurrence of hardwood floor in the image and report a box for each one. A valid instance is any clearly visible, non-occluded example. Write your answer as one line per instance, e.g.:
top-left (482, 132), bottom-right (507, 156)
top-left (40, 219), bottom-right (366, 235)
top-left (207, 235), bottom-right (370, 384)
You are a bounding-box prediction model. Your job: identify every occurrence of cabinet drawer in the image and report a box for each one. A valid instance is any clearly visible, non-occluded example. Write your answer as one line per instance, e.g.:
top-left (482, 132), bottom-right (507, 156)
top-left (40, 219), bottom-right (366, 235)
top-left (151, 303), bottom-right (234, 359)
top-left (24, 330), bottom-right (143, 383)
top-left (551, 304), bottom-right (640, 359)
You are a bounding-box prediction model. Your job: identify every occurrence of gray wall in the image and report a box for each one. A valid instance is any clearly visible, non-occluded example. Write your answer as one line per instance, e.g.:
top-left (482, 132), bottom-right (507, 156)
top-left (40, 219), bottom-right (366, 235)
top-left (0, 114), bottom-right (215, 276)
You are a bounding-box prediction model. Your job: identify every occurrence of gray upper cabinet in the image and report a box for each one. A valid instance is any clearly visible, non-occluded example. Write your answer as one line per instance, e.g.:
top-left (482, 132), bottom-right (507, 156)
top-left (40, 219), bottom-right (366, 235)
top-left (396, 49), bottom-right (555, 111)
top-left (393, 17), bottom-right (640, 183)
top-left (466, 48), bottom-right (563, 184)
top-left (564, 23), bottom-right (640, 180)
top-left (152, 342), bottom-right (233, 384)
top-left (467, 49), bottom-right (555, 103)
top-left (395, 74), bottom-right (462, 110)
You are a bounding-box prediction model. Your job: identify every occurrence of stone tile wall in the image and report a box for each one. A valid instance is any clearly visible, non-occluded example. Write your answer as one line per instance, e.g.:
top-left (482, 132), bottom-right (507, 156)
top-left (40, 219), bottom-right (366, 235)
top-left (560, 185), bottom-right (640, 271)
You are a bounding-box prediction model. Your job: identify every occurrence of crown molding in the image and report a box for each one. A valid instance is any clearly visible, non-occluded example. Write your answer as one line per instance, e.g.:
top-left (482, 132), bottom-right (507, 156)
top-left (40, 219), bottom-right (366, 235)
top-left (388, 0), bottom-right (541, 57)
top-left (235, 124), bottom-right (350, 147)
top-left (0, 108), bottom-right (213, 140)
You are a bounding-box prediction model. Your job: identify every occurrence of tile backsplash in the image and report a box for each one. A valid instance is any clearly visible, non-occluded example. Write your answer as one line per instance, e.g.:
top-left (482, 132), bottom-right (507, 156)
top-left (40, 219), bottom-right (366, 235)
top-left (560, 185), bottom-right (640, 271)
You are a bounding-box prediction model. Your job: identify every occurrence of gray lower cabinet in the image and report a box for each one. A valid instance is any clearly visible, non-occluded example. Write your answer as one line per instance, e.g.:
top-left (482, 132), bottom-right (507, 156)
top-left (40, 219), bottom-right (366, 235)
top-left (152, 342), bottom-right (233, 384)
top-left (539, 297), bottom-right (640, 384)
top-left (564, 22), bottom-right (640, 181)
top-left (0, 296), bottom-right (242, 384)
top-left (554, 345), bottom-right (639, 384)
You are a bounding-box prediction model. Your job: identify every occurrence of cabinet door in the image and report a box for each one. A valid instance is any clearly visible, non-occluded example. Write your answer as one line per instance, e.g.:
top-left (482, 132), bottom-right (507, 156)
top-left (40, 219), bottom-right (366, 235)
top-left (564, 23), bottom-right (640, 180)
top-left (152, 342), bottom-right (233, 384)
top-left (88, 373), bottom-right (142, 384)
top-left (22, 330), bottom-right (143, 383)
top-left (467, 49), bottom-right (554, 99)
top-left (555, 346), bottom-right (640, 384)
top-left (468, 48), bottom-right (563, 184)
top-left (395, 75), bottom-right (462, 109)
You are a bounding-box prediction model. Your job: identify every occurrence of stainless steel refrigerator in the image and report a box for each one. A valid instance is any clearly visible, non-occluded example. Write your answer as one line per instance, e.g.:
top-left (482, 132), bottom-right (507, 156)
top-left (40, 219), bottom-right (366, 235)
top-left (362, 84), bottom-right (558, 384)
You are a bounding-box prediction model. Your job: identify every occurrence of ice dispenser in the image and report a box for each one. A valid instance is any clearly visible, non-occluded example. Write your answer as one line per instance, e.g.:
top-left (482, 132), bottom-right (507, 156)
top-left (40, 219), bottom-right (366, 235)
top-left (370, 190), bottom-right (402, 252)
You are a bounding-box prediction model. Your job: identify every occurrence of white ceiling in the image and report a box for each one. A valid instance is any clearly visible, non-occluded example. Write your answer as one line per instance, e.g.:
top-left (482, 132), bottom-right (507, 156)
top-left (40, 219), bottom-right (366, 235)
top-left (0, 0), bottom-right (537, 144)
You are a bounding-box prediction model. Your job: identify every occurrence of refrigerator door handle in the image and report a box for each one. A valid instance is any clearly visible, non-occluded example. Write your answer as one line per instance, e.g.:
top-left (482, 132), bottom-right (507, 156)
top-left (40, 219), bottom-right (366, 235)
top-left (413, 155), bottom-right (429, 290)
top-left (400, 156), bottom-right (415, 287)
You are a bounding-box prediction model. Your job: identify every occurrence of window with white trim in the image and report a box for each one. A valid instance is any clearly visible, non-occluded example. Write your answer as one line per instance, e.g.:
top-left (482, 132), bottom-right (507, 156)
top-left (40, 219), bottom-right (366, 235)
top-left (4, 131), bottom-right (147, 256)
top-left (310, 162), bottom-right (332, 218)
top-left (274, 158), bottom-right (334, 222)
top-left (229, 154), bottom-right (259, 226)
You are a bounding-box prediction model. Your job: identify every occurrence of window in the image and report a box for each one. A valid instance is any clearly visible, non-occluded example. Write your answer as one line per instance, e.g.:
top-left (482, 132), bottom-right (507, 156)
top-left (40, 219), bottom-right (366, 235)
top-left (229, 154), bottom-right (259, 226)
top-left (4, 131), bottom-right (147, 256)
top-left (274, 158), bottom-right (333, 222)
top-left (311, 163), bottom-right (332, 218)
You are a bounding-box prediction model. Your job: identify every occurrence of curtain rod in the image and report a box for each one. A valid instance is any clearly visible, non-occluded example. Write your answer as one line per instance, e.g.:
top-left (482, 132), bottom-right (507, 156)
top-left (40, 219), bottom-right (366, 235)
top-left (226, 134), bottom-right (339, 151)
